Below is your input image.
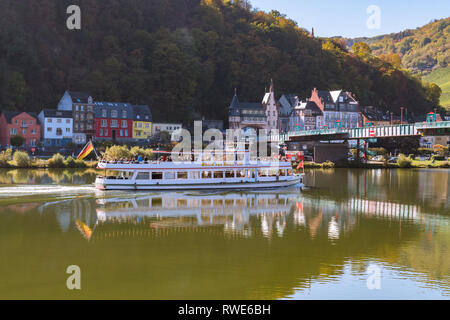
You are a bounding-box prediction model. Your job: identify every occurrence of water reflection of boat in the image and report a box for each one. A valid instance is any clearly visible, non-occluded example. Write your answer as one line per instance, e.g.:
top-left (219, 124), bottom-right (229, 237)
top-left (96, 189), bottom-right (300, 231)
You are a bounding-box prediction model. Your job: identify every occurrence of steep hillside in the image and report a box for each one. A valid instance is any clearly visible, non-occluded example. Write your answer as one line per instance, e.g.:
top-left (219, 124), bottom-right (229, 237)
top-left (423, 67), bottom-right (450, 108)
top-left (348, 17), bottom-right (449, 74)
top-left (0, 0), bottom-right (441, 122)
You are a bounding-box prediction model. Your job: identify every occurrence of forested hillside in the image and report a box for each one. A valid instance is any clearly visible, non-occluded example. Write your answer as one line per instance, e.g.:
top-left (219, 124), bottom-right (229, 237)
top-left (348, 18), bottom-right (449, 74)
top-left (0, 0), bottom-right (442, 123)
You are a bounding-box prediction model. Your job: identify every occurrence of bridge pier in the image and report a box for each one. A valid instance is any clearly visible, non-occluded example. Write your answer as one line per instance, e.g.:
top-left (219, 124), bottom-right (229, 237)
top-left (313, 142), bottom-right (348, 164)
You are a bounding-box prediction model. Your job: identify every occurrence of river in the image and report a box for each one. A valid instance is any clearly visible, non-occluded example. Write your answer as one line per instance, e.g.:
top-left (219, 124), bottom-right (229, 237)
top-left (0, 168), bottom-right (448, 299)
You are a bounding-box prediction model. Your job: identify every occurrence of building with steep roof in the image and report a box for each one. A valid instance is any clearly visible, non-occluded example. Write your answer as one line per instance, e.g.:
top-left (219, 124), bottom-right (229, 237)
top-left (289, 100), bottom-right (323, 132)
top-left (278, 94), bottom-right (299, 133)
top-left (57, 91), bottom-right (95, 144)
top-left (228, 81), bottom-right (279, 131)
top-left (309, 88), bottom-right (361, 129)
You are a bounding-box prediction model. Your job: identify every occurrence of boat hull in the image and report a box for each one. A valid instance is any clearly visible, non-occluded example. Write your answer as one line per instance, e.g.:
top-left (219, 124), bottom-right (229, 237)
top-left (95, 177), bottom-right (303, 191)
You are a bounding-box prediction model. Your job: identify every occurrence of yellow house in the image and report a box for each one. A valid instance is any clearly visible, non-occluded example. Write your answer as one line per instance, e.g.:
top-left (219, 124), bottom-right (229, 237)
top-left (132, 105), bottom-right (152, 140)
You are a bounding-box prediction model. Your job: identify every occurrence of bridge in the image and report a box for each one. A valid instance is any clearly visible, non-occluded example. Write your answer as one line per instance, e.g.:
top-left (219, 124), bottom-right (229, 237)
top-left (271, 121), bottom-right (450, 143)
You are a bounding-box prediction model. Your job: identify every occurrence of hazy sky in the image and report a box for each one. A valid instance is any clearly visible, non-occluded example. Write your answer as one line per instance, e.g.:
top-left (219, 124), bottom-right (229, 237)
top-left (250, 0), bottom-right (450, 38)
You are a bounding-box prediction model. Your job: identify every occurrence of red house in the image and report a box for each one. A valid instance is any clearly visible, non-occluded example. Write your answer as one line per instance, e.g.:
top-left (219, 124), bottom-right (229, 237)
top-left (93, 102), bottom-right (133, 142)
top-left (0, 111), bottom-right (41, 148)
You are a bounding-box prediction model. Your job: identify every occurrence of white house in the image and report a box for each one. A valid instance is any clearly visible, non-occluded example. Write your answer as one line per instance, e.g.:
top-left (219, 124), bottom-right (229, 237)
top-left (152, 123), bottom-right (183, 141)
top-left (38, 109), bottom-right (73, 147)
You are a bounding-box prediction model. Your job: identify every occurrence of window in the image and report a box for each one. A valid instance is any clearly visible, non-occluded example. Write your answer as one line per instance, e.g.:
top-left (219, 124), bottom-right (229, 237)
top-left (152, 172), bottom-right (163, 180)
top-left (164, 172), bottom-right (175, 179)
top-left (10, 128), bottom-right (17, 135)
top-left (122, 110), bottom-right (127, 118)
top-left (56, 128), bottom-right (62, 136)
top-left (178, 172), bottom-right (188, 179)
top-left (66, 128), bottom-right (70, 133)
top-left (47, 127), bottom-right (52, 132)
top-left (125, 130), bottom-right (128, 136)
top-left (101, 119), bottom-right (108, 127)
top-left (214, 171), bottom-right (224, 179)
top-left (100, 129), bottom-right (103, 136)
top-left (31, 129), bottom-right (36, 135)
top-left (202, 171), bottom-right (211, 179)
top-left (136, 172), bottom-right (150, 180)
top-left (22, 129), bottom-right (27, 134)
top-left (102, 109), bottom-right (107, 117)
top-left (111, 110), bottom-right (118, 118)
top-left (120, 130), bottom-right (123, 137)
top-left (145, 123), bottom-right (149, 128)
top-left (121, 120), bottom-right (128, 128)
top-left (225, 170), bottom-right (235, 178)
top-left (75, 105), bottom-right (79, 111)
top-left (47, 118), bottom-right (52, 123)
top-left (111, 120), bottom-right (118, 128)
top-left (57, 119), bottom-right (62, 123)
top-left (80, 114), bottom-right (85, 121)
top-left (105, 129), bottom-right (108, 136)
top-left (137, 131), bottom-right (141, 137)
top-left (80, 105), bottom-right (84, 111)
top-left (66, 119), bottom-right (70, 124)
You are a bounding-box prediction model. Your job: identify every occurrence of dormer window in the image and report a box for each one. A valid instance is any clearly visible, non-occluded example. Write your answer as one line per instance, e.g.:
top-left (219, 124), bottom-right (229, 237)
top-left (111, 110), bottom-right (118, 118)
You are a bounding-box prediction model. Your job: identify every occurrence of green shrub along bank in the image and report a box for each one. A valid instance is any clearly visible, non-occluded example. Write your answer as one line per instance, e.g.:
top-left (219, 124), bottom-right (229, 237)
top-left (0, 150), bottom-right (97, 169)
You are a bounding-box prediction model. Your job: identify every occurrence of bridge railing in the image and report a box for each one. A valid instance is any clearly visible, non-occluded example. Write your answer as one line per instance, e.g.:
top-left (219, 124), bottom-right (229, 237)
top-left (415, 121), bottom-right (450, 129)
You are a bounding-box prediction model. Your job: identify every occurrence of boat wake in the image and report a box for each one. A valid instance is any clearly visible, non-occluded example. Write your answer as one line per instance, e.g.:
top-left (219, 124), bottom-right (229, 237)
top-left (0, 185), bottom-right (99, 198)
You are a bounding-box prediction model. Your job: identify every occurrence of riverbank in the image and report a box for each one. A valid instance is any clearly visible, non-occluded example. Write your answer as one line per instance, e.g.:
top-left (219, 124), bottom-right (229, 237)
top-left (297, 160), bottom-right (450, 169)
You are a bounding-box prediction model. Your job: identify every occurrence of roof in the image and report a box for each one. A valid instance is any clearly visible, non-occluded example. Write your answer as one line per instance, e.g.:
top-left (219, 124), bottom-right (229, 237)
top-left (294, 101), bottom-right (323, 116)
top-left (2, 111), bottom-right (39, 124)
top-left (67, 91), bottom-right (93, 104)
top-left (40, 109), bottom-right (73, 118)
top-left (132, 105), bottom-right (152, 121)
top-left (229, 93), bottom-right (240, 109)
top-left (330, 90), bottom-right (343, 103)
top-left (278, 94), bottom-right (299, 116)
top-left (94, 101), bottom-right (134, 118)
top-left (240, 102), bottom-right (264, 110)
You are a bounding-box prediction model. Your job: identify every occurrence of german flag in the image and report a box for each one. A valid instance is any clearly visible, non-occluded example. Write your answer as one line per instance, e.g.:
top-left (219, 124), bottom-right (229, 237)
top-left (77, 141), bottom-right (95, 160)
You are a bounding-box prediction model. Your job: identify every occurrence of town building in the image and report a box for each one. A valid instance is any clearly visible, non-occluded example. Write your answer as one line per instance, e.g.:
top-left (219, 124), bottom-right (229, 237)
top-left (0, 111), bottom-right (41, 149)
top-left (309, 88), bottom-right (361, 129)
top-left (262, 80), bottom-right (278, 131)
top-left (93, 102), bottom-right (134, 142)
top-left (57, 91), bottom-right (95, 145)
top-left (38, 109), bottom-right (73, 148)
top-left (278, 94), bottom-right (299, 133)
top-left (152, 123), bottom-right (183, 141)
top-left (132, 105), bottom-right (153, 141)
top-left (360, 106), bottom-right (392, 126)
top-left (420, 136), bottom-right (450, 148)
top-left (289, 100), bottom-right (323, 131)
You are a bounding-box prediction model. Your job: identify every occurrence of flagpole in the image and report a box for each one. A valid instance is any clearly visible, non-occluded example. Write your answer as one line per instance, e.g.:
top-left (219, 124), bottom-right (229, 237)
top-left (90, 140), bottom-right (100, 160)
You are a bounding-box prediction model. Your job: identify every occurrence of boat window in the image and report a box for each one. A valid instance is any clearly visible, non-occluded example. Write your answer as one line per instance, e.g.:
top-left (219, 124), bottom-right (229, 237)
top-left (202, 171), bottom-right (211, 179)
top-left (178, 172), bottom-right (188, 179)
top-left (164, 172), bottom-right (176, 179)
top-left (279, 169), bottom-right (286, 176)
top-left (214, 171), bottom-right (224, 179)
top-left (136, 172), bottom-right (150, 180)
top-left (225, 170), bottom-right (235, 178)
top-left (236, 170), bottom-right (246, 178)
top-left (287, 169), bottom-right (293, 176)
top-left (152, 172), bottom-right (163, 180)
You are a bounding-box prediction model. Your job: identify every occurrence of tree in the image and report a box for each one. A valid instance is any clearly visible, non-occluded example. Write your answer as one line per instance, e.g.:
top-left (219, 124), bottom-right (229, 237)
top-left (352, 42), bottom-right (372, 59)
top-left (10, 135), bottom-right (25, 148)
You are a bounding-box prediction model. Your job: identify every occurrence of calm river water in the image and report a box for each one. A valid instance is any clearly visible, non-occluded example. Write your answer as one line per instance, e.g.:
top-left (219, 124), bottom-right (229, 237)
top-left (0, 168), bottom-right (448, 299)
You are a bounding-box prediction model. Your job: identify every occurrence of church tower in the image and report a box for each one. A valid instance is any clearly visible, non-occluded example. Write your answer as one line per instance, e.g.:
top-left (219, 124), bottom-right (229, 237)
top-left (228, 88), bottom-right (241, 130)
top-left (262, 79), bottom-right (278, 131)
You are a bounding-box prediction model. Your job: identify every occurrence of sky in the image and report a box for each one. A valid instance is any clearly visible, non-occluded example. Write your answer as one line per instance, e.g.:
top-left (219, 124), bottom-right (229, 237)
top-left (250, 0), bottom-right (450, 38)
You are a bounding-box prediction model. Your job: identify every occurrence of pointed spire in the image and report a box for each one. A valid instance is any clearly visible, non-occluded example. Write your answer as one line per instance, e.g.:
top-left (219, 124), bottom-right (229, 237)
top-left (230, 88), bottom-right (240, 109)
top-left (269, 78), bottom-right (274, 93)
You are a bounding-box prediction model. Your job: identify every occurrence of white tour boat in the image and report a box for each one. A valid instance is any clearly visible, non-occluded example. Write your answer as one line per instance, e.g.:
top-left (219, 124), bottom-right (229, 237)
top-left (95, 151), bottom-right (303, 191)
